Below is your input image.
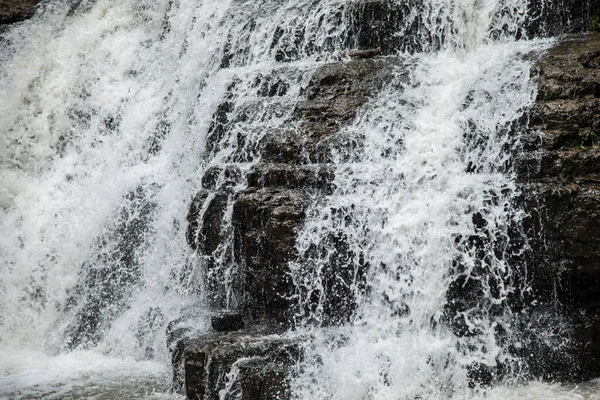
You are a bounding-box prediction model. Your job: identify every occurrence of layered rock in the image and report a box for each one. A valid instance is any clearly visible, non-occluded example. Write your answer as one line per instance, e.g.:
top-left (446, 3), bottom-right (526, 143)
top-left (177, 52), bottom-right (398, 398)
top-left (174, 5), bottom-right (600, 398)
top-left (519, 33), bottom-right (600, 381)
top-left (172, 330), bottom-right (302, 400)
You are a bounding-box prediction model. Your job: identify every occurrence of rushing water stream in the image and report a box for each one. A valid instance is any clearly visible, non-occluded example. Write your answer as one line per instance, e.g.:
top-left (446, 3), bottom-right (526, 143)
top-left (0, 0), bottom-right (599, 399)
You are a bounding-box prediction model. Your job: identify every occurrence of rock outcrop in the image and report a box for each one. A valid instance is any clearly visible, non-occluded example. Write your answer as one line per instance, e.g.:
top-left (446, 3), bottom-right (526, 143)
top-left (172, 330), bottom-right (302, 400)
top-left (519, 33), bottom-right (600, 381)
top-left (0, 0), bottom-right (41, 26)
top-left (178, 50), bottom-right (400, 398)
top-left (174, 2), bottom-right (600, 398)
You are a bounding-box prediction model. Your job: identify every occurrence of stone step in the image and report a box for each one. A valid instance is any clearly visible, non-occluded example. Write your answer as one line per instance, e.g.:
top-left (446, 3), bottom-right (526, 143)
top-left (172, 331), bottom-right (303, 400)
top-left (247, 163), bottom-right (334, 192)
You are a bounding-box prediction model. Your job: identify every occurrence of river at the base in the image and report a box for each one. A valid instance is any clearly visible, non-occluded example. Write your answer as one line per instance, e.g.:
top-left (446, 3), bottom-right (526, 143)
top-left (0, 348), bottom-right (598, 400)
top-left (0, 347), bottom-right (182, 399)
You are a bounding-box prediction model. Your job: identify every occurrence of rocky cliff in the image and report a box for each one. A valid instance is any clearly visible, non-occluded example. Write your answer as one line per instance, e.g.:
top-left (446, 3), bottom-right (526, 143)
top-left (519, 33), bottom-right (600, 381)
top-left (174, 54), bottom-right (401, 400)
top-left (176, 39), bottom-right (600, 400)
top-left (173, 2), bottom-right (600, 398)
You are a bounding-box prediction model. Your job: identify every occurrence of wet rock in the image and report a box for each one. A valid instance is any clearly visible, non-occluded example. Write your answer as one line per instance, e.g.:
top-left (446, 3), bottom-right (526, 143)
top-left (258, 57), bottom-right (402, 165)
top-left (186, 190), bottom-right (231, 255)
top-left (259, 129), bottom-right (305, 164)
top-left (186, 190), bottom-right (209, 250)
top-left (526, 0), bottom-right (600, 37)
top-left (344, 0), bottom-right (430, 54)
top-left (202, 165), bottom-right (243, 192)
top-left (166, 310), bottom-right (210, 353)
top-left (0, 0), bottom-right (41, 25)
top-left (232, 187), bottom-right (310, 324)
top-left (63, 185), bottom-right (156, 350)
top-left (348, 47), bottom-right (382, 60)
top-left (246, 163), bottom-right (334, 193)
top-left (519, 33), bottom-right (600, 381)
top-left (172, 331), bottom-right (302, 400)
top-left (211, 312), bottom-right (245, 332)
top-left (238, 358), bottom-right (291, 400)
top-left (179, 51), bottom-right (401, 398)
top-left (296, 57), bottom-right (394, 138)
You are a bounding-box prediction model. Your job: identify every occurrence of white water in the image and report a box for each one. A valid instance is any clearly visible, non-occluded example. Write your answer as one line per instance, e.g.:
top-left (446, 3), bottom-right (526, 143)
top-left (0, 0), bottom-right (597, 399)
top-left (290, 41), bottom-right (540, 399)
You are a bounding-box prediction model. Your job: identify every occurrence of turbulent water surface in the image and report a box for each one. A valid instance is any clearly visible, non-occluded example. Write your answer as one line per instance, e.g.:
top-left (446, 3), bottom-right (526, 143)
top-left (0, 0), bottom-right (598, 399)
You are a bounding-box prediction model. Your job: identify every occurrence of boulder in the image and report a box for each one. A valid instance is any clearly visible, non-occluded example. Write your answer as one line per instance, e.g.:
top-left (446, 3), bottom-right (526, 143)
top-left (172, 331), bottom-right (302, 400)
top-left (0, 0), bottom-right (40, 25)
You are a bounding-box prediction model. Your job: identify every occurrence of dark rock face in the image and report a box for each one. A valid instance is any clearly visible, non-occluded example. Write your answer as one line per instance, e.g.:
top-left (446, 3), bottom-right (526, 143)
top-left (259, 57), bottom-right (398, 165)
top-left (211, 312), bottom-right (245, 332)
top-left (519, 33), bottom-right (600, 381)
top-left (172, 331), bottom-right (302, 400)
top-left (178, 56), bottom-right (397, 398)
top-left (0, 0), bottom-right (40, 26)
top-left (233, 187), bottom-right (310, 325)
top-left (175, 6), bottom-right (600, 398)
top-left (246, 164), bottom-right (334, 192)
top-left (526, 0), bottom-right (600, 37)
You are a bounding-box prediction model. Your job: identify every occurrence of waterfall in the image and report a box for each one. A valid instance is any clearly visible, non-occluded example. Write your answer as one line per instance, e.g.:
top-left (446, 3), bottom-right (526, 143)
top-left (0, 0), bottom-right (597, 399)
top-left (290, 41), bottom-right (540, 399)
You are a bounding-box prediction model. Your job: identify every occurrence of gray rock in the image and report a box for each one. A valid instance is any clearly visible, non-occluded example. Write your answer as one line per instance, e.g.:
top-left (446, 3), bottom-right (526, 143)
top-left (259, 57), bottom-right (403, 165)
top-left (246, 163), bottom-right (334, 193)
top-left (232, 187), bottom-right (310, 325)
top-left (211, 312), bottom-right (245, 332)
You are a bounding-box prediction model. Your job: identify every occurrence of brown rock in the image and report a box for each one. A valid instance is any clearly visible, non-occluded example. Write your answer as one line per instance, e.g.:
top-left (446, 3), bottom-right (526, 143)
top-left (232, 187), bottom-right (310, 324)
top-left (0, 0), bottom-right (41, 25)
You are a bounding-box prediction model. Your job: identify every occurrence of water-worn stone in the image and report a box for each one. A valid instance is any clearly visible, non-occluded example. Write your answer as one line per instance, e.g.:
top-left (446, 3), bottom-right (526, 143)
top-left (259, 57), bottom-right (401, 164)
top-left (519, 33), bottom-right (600, 381)
top-left (202, 165), bottom-right (243, 192)
top-left (211, 312), bottom-right (245, 332)
top-left (0, 0), bottom-right (40, 25)
top-left (179, 51), bottom-right (403, 397)
top-left (526, 0), bottom-right (600, 37)
top-left (237, 358), bottom-right (292, 400)
top-left (186, 190), bottom-right (232, 255)
top-left (296, 57), bottom-right (395, 138)
top-left (172, 331), bottom-right (302, 400)
top-left (246, 164), bottom-right (334, 192)
top-left (232, 187), bottom-right (310, 324)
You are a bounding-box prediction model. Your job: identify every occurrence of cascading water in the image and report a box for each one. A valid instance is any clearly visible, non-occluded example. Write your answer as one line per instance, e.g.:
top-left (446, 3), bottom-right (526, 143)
top-left (290, 39), bottom-right (539, 400)
top-left (0, 0), bottom-right (598, 399)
